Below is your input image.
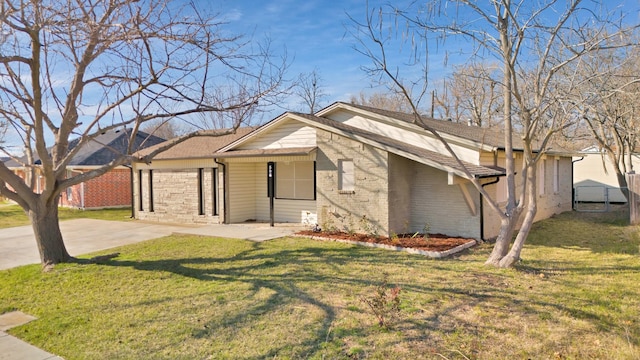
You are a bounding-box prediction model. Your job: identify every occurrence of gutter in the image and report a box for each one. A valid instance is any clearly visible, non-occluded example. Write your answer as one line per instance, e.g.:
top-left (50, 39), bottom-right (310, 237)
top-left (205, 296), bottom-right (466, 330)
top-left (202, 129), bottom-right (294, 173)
top-left (480, 177), bottom-right (501, 241)
top-left (214, 158), bottom-right (227, 224)
top-left (571, 156), bottom-right (585, 210)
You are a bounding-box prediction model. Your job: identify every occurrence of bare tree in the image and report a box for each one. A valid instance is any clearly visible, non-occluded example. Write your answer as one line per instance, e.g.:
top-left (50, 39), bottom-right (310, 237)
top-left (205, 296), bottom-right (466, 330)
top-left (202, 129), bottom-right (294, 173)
top-left (349, 91), bottom-right (414, 113)
top-left (140, 118), bottom-right (190, 140)
top-left (434, 62), bottom-right (502, 127)
top-left (350, 0), bottom-right (635, 267)
top-left (567, 40), bottom-right (640, 200)
top-left (295, 69), bottom-right (327, 114)
top-left (0, 0), bottom-right (287, 267)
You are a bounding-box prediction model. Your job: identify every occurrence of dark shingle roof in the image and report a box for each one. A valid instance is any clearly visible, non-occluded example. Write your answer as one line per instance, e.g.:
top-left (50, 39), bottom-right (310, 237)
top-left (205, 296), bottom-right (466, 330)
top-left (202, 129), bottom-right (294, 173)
top-left (290, 112), bottom-right (504, 178)
top-left (135, 128), bottom-right (254, 160)
top-left (67, 129), bottom-right (165, 166)
top-left (339, 102), bottom-right (523, 150)
top-left (5, 129), bottom-right (165, 168)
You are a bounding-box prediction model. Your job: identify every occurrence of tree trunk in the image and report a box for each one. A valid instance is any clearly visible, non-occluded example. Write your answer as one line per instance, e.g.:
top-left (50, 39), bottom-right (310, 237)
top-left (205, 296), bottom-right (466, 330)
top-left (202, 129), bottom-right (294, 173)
top-left (499, 204), bottom-right (536, 268)
top-left (616, 171), bottom-right (630, 202)
top-left (29, 199), bottom-right (72, 267)
top-left (485, 206), bottom-right (521, 266)
top-left (499, 163), bottom-right (537, 268)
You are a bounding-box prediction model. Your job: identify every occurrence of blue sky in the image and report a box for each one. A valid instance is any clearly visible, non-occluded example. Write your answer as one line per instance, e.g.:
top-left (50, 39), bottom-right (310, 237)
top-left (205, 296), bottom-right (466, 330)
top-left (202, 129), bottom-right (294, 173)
top-left (201, 0), bottom-right (640, 116)
top-left (3, 0), bottom-right (639, 154)
top-left (202, 0), bottom-right (423, 112)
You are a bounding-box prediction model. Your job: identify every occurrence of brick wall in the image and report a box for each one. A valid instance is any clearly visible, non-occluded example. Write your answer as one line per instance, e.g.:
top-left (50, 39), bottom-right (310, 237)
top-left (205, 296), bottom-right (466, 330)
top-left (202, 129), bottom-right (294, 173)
top-left (315, 129), bottom-right (391, 236)
top-left (82, 168), bottom-right (131, 208)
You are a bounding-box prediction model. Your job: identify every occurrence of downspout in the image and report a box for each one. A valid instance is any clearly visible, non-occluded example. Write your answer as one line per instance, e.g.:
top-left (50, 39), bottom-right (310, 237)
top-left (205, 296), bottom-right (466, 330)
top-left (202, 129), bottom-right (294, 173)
top-left (571, 156), bottom-right (585, 210)
top-left (214, 159), bottom-right (227, 224)
top-left (124, 164), bottom-right (134, 218)
top-left (480, 176), bottom-right (501, 242)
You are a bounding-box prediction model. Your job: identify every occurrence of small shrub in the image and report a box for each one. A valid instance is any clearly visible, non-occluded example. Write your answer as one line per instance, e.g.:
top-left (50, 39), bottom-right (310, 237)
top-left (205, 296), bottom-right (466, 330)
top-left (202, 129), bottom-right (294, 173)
top-left (360, 273), bottom-right (402, 328)
top-left (344, 213), bottom-right (356, 236)
top-left (390, 232), bottom-right (400, 245)
top-left (422, 222), bottom-right (431, 240)
top-left (360, 215), bottom-right (380, 238)
top-left (321, 208), bottom-right (337, 234)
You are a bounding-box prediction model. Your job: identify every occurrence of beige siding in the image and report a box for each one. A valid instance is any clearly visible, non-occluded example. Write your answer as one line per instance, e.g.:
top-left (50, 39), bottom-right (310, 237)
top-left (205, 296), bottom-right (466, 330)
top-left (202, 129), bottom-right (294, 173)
top-left (410, 164), bottom-right (481, 239)
top-left (482, 154), bottom-right (573, 240)
top-left (228, 162), bottom-right (258, 222)
top-left (325, 110), bottom-right (481, 165)
top-left (536, 156), bottom-right (573, 220)
top-left (479, 151), bottom-right (496, 167)
top-left (238, 119), bottom-right (316, 150)
top-left (388, 154), bottom-right (412, 233)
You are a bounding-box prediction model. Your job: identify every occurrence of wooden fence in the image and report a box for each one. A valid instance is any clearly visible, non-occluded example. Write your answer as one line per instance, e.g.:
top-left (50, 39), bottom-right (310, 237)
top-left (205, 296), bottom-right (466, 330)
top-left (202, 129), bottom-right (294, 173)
top-left (628, 173), bottom-right (640, 225)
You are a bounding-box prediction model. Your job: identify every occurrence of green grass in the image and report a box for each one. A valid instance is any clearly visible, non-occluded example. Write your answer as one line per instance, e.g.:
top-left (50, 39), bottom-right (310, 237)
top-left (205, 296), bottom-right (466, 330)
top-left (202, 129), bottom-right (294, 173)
top-left (1, 210), bottom-right (639, 359)
top-left (0, 204), bottom-right (132, 229)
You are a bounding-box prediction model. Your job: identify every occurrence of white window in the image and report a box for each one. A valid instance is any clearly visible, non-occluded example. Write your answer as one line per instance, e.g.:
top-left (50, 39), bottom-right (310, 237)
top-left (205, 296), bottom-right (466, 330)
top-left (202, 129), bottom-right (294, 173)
top-left (276, 161), bottom-right (315, 200)
top-left (338, 159), bottom-right (354, 192)
top-left (538, 160), bottom-right (546, 195)
top-left (553, 159), bottom-right (560, 194)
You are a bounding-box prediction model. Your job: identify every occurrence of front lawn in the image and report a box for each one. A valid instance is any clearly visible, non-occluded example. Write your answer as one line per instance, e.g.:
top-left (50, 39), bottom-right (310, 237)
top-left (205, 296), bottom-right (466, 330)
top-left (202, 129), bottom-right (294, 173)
top-left (0, 204), bottom-right (131, 229)
top-left (1, 210), bottom-right (639, 359)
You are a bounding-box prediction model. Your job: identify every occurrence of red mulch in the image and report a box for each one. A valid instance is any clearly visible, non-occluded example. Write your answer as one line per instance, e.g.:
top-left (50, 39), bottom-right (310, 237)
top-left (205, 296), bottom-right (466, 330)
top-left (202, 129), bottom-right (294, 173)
top-left (295, 230), bottom-right (475, 252)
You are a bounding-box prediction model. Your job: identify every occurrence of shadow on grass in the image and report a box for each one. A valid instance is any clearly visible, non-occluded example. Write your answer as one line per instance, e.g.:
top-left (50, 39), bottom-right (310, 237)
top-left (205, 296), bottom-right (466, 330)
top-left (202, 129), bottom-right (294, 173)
top-left (84, 236), bottom-right (638, 356)
top-left (92, 242), bottom-right (403, 357)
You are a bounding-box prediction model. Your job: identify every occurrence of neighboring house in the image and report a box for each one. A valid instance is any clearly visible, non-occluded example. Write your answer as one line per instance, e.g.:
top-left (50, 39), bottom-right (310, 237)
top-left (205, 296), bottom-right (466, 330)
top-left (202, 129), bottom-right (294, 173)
top-left (5, 129), bottom-right (165, 209)
top-left (573, 146), bottom-right (638, 203)
top-left (132, 128), bottom-right (254, 224)
top-left (134, 102), bottom-right (573, 240)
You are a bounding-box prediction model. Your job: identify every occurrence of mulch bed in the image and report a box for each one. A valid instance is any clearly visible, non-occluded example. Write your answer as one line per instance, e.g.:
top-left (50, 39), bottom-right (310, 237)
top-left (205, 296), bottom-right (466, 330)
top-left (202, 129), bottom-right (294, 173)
top-left (295, 230), bottom-right (475, 253)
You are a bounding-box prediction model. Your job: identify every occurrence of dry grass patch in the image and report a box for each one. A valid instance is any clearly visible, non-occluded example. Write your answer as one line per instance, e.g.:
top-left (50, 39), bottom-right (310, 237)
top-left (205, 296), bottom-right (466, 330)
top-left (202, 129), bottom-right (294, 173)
top-left (0, 209), bottom-right (639, 359)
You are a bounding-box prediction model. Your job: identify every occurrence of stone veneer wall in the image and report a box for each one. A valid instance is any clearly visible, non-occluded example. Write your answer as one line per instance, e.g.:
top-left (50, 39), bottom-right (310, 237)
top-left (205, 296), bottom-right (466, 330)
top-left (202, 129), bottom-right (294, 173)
top-left (136, 168), bottom-right (220, 224)
top-left (315, 129), bottom-right (391, 236)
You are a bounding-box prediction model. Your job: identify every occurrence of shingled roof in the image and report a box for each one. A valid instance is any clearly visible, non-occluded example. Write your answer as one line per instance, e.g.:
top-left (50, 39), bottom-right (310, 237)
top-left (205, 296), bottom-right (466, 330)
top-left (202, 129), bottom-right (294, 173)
top-left (135, 128), bottom-right (254, 160)
top-left (4, 129), bottom-right (165, 168)
top-left (337, 102), bottom-right (525, 150)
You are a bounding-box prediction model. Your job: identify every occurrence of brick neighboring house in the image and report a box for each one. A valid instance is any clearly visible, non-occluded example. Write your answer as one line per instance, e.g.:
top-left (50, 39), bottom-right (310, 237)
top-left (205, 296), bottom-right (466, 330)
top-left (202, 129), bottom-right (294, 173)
top-left (134, 102), bottom-right (574, 241)
top-left (5, 129), bottom-right (165, 209)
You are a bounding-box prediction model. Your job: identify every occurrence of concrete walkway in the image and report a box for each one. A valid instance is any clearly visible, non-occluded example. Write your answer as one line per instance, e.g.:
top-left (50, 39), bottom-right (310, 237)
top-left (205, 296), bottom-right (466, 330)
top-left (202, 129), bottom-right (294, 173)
top-left (0, 219), bottom-right (304, 360)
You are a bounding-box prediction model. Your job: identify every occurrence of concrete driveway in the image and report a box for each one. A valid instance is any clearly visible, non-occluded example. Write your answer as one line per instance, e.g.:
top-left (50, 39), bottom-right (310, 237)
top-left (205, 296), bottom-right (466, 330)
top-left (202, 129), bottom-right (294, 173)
top-left (0, 219), bottom-right (303, 270)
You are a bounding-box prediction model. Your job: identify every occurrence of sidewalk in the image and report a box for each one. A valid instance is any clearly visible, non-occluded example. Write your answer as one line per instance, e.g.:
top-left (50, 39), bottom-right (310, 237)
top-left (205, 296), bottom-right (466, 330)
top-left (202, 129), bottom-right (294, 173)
top-left (0, 220), bottom-right (304, 360)
top-left (0, 312), bottom-right (62, 360)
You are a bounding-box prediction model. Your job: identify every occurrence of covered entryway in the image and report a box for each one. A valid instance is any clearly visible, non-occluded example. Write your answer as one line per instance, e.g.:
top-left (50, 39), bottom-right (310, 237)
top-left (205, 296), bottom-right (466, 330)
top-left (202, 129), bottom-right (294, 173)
top-left (216, 148), bottom-right (318, 226)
